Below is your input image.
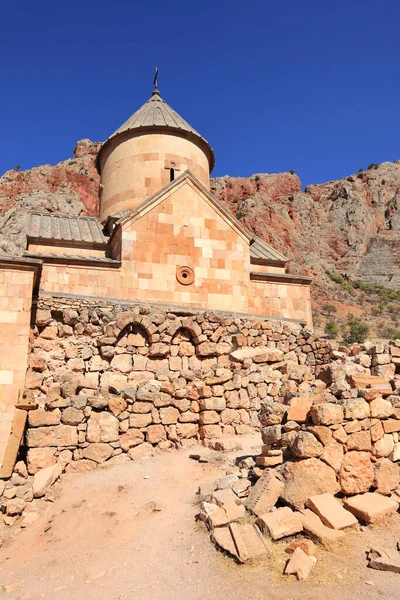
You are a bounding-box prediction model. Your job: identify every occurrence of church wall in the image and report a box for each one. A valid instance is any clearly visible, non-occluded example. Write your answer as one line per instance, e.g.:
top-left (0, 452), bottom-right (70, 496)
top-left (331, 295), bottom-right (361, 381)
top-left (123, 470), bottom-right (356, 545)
top-left (99, 132), bottom-right (210, 221)
top-left (36, 181), bottom-right (312, 326)
top-left (0, 266), bottom-right (35, 466)
top-left (23, 296), bottom-right (329, 474)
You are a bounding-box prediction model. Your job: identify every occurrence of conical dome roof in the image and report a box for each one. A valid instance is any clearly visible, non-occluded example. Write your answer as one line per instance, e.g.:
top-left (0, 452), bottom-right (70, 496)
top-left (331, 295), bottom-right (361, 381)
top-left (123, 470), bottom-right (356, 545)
top-left (98, 89), bottom-right (215, 171)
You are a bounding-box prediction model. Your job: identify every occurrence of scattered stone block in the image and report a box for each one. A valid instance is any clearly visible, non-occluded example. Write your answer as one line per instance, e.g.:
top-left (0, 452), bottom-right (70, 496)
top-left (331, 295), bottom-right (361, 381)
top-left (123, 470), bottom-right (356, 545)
top-left (343, 493), bottom-right (398, 523)
top-left (212, 526), bottom-right (238, 559)
top-left (285, 547), bottom-right (317, 581)
top-left (306, 493), bottom-right (358, 530)
top-left (245, 470), bottom-right (284, 516)
top-left (229, 522), bottom-right (270, 563)
top-left (367, 547), bottom-right (400, 573)
top-left (32, 464), bottom-right (63, 498)
top-left (215, 474), bottom-right (239, 490)
top-left (257, 506), bottom-right (303, 540)
top-left (298, 509), bottom-right (346, 546)
top-left (212, 488), bottom-right (237, 506)
top-left (286, 538), bottom-right (315, 556)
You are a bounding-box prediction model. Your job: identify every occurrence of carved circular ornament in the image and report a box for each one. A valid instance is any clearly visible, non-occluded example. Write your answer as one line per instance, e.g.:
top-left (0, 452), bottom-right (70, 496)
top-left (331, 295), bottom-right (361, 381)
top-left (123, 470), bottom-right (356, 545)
top-left (176, 266), bottom-right (194, 285)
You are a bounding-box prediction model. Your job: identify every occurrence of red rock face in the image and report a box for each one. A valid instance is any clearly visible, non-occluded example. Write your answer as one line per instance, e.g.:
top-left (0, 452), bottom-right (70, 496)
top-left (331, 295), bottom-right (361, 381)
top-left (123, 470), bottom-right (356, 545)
top-left (0, 139), bottom-right (101, 255)
top-left (212, 162), bottom-right (400, 289)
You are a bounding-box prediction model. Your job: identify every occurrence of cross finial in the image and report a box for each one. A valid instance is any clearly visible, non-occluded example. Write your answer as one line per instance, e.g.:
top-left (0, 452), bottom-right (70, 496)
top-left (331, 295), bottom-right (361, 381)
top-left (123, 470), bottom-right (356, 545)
top-left (153, 67), bottom-right (159, 90)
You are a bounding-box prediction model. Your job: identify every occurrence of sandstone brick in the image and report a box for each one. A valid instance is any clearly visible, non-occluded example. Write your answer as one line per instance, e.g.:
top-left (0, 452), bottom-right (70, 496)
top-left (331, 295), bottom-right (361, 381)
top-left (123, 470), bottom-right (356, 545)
top-left (339, 451), bottom-right (374, 495)
top-left (119, 429), bottom-right (145, 451)
top-left (146, 424), bottom-right (167, 444)
top-left (306, 493), bottom-right (357, 529)
top-left (26, 447), bottom-right (56, 475)
top-left (199, 410), bottom-right (220, 425)
top-left (344, 492), bottom-right (398, 523)
top-left (160, 407), bottom-right (180, 425)
top-left (373, 434), bottom-right (395, 458)
top-left (199, 397), bottom-right (226, 411)
top-left (28, 409), bottom-right (61, 428)
top-left (287, 396), bottom-right (313, 423)
top-left (128, 442), bottom-right (154, 461)
top-left (129, 413), bottom-right (152, 428)
top-left (285, 547), bottom-right (317, 581)
top-left (110, 354), bottom-right (132, 373)
top-left (346, 430), bottom-right (371, 451)
top-left (383, 419), bottom-right (400, 434)
top-left (176, 423), bottom-right (198, 438)
top-left (279, 458), bottom-right (339, 510)
top-left (257, 506), bottom-right (303, 540)
top-left (199, 424), bottom-right (222, 438)
top-left (26, 425), bottom-right (78, 448)
top-left (32, 464), bottom-right (62, 498)
top-left (108, 397), bottom-right (128, 417)
top-left (374, 459), bottom-right (400, 494)
top-left (370, 397), bottom-right (394, 419)
top-left (82, 443), bottom-right (113, 463)
top-left (310, 404), bottom-right (344, 426)
top-left (86, 413), bottom-right (119, 443)
top-left (342, 398), bottom-right (370, 420)
top-left (320, 441), bottom-right (344, 472)
top-left (290, 431), bottom-right (323, 458)
top-left (298, 508), bottom-right (346, 546)
top-left (61, 407), bottom-right (84, 426)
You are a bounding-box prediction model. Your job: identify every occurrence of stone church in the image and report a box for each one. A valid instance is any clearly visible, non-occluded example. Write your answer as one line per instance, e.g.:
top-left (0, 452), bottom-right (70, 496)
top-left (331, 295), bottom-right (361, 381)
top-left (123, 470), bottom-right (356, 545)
top-left (0, 83), bottom-right (312, 471)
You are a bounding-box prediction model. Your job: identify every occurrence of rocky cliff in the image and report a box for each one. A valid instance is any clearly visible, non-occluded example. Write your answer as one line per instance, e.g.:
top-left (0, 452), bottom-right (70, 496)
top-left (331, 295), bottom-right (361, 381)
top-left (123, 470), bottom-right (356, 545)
top-left (0, 140), bottom-right (101, 256)
top-left (1, 139), bottom-right (400, 296)
top-left (211, 162), bottom-right (400, 290)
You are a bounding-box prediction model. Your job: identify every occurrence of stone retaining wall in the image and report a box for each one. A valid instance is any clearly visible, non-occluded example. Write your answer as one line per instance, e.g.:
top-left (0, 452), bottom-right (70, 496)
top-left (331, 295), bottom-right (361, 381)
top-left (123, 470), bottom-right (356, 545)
top-left (23, 296), bottom-right (331, 474)
top-left (259, 343), bottom-right (400, 508)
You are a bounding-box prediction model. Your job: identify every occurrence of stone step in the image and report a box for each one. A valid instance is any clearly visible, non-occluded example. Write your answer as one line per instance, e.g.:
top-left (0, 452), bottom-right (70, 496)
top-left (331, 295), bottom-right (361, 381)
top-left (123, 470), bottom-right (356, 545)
top-left (229, 522), bottom-right (270, 563)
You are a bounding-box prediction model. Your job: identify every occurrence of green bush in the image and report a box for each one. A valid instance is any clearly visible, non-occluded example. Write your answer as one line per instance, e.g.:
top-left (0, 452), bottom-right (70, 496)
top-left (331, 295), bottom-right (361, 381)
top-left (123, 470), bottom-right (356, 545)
top-left (343, 318), bottom-right (369, 345)
top-left (325, 319), bottom-right (339, 339)
top-left (380, 327), bottom-right (400, 340)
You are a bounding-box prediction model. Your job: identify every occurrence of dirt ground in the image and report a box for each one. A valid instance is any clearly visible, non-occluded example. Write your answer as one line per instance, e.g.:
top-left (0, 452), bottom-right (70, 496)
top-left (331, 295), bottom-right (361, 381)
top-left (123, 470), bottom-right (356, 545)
top-left (0, 434), bottom-right (400, 600)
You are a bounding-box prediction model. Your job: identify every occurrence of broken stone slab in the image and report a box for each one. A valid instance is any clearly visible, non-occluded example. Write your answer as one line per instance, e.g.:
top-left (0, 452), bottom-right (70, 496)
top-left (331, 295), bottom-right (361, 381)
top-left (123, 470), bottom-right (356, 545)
top-left (257, 506), bottom-right (303, 540)
top-left (229, 522), bottom-right (270, 563)
top-left (285, 547), bottom-right (317, 581)
top-left (212, 526), bottom-right (238, 560)
top-left (215, 474), bottom-right (239, 490)
top-left (198, 481), bottom-right (216, 498)
top-left (199, 501), bottom-right (245, 529)
top-left (212, 488), bottom-right (237, 506)
top-left (367, 547), bottom-right (400, 573)
top-left (343, 493), bottom-right (399, 524)
top-left (298, 509), bottom-right (346, 547)
top-left (306, 493), bottom-right (358, 530)
top-left (245, 470), bottom-right (284, 517)
top-left (198, 451), bottom-right (221, 463)
top-left (232, 478), bottom-right (251, 498)
top-left (286, 538), bottom-right (316, 556)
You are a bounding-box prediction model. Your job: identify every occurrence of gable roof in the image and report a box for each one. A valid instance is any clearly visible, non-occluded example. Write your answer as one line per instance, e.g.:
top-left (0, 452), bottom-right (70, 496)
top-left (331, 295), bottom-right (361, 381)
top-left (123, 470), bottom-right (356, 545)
top-left (97, 89), bottom-right (215, 171)
top-left (113, 170), bottom-right (287, 264)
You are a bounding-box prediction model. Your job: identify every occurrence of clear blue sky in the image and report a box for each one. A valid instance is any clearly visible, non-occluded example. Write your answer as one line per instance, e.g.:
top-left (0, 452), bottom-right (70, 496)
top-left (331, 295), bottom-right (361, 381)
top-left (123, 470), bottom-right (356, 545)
top-left (1, 0), bottom-right (399, 186)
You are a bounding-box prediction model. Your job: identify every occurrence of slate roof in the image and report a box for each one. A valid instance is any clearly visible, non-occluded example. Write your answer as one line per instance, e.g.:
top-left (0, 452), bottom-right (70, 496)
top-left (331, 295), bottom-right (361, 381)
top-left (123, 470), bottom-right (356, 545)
top-left (249, 236), bottom-right (287, 263)
top-left (99, 89), bottom-right (215, 171)
top-left (27, 212), bottom-right (109, 246)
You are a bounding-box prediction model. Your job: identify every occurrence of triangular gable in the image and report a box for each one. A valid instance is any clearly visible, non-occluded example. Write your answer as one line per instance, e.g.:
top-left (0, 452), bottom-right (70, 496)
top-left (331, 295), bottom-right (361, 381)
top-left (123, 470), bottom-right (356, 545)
top-left (116, 170), bottom-right (252, 244)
